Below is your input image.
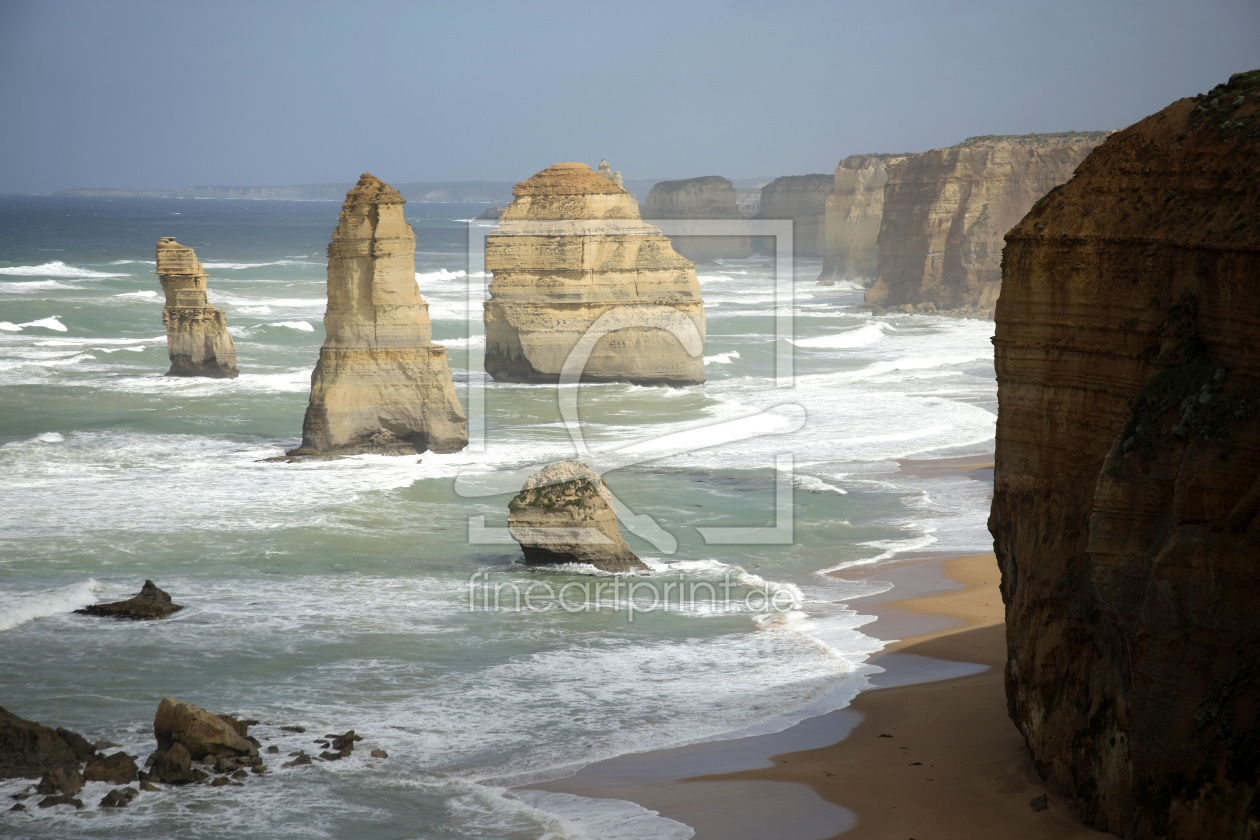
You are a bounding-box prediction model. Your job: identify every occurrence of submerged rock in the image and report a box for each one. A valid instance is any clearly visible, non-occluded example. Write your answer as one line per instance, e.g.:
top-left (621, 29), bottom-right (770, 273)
top-left (0, 706), bottom-right (82, 779)
top-left (153, 698), bottom-right (257, 761)
top-left (484, 162), bottom-right (705, 386)
top-left (288, 173), bottom-right (467, 457)
top-left (508, 461), bottom-right (646, 573)
top-left (992, 71), bottom-right (1260, 839)
top-left (155, 237), bottom-right (238, 378)
top-left (75, 580), bottom-right (182, 620)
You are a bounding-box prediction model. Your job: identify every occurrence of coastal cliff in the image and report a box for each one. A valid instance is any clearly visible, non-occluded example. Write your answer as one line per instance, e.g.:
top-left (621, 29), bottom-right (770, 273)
top-left (817, 154), bottom-right (905, 285)
top-left (991, 71), bottom-right (1260, 839)
top-left (641, 175), bottom-right (751, 263)
top-left (484, 162), bottom-right (705, 386)
top-left (155, 238), bottom-right (238, 378)
top-left (755, 174), bottom-right (832, 257)
top-left (288, 173), bottom-right (467, 457)
top-left (868, 132), bottom-right (1109, 312)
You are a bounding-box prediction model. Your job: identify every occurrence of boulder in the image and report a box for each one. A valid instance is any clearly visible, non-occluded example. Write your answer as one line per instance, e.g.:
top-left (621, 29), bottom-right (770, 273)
top-left (75, 580), bottom-right (182, 620)
top-left (0, 705), bottom-right (80, 779)
top-left (36, 795), bottom-right (82, 809)
top-left (508, 461), bottom-right (647, 573)
top-left (154, 698), bottom-right (257, 760)
top-left (36, 766), bottom-right (83, 796)
top-left (54, 727), bottom-right (95, 762)
top-left (147, 743), bottom-right (194, 785)
top-left (84, 752), bottom-right (139, 785)
top-left (99, 787), bottom-right (138, 808)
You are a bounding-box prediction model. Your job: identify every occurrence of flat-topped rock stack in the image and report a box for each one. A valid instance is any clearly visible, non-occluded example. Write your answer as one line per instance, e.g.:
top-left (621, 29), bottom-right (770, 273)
top-left (288, 173), bottom-right (467, 457)
top-left (155, 238), bottom-right (238, 378)
top-left (642, 175), bottom-right (751, 263)
top-left (816, 154), bottom-right (906, 285)
top-left (484, 162), bottom-right (705, 386)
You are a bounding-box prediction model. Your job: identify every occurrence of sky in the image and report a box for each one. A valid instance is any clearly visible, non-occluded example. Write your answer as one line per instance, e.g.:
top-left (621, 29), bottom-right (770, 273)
top-left (0, 0), bottom-right (1257, 193)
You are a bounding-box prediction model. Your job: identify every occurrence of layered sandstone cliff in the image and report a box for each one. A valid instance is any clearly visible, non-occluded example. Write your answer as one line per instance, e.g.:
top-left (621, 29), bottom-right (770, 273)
top-left (156, 238), bottom-right (238, 378)
top-left (817, 154), bottom-right (905, 285)
top-left (867, 132), bottom-right (1109, 311)
top-left (755, 174), bottom-right (832, 257)
top-left (991, 71), bottom-right (1260, 839)
top-left (484, 162), bottom-right (705, 386)
top-left (288, 173), bottom-right (467, 457)
top-left (508, 461), bottom-right (646, 573)
top-left (641, 175), bottom-right (751, 263)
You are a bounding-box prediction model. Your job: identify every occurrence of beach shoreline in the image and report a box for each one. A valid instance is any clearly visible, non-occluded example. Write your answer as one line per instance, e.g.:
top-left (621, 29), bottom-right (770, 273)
top-left (527, 454), bottom-right (1114, 839)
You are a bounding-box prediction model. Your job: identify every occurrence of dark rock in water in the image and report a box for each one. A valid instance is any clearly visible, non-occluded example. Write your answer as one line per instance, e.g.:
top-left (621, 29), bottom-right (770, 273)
top-left (99, 787), bottom-right (138, 808)
top-left (318, 751), bottom-right (343, 762)
top-left (209, 776), bottom-right (231, 787)
top-left (37, 766), bottom-right (83, 796)
top-left (1029, 793), bottom-right (1049, 812)
top-left (8, 803), bottom-right (25, 812)
top-left (266, 745), bottom-right (279, 754)
top-left (250, 764), bottom-right (266, 776)
top-left (0, 706), bottom-right (81, 779)
top-left (329, 730), bottom-right (358, 752)
top-left (370, 749), bottom-right (388, 759)
top-left (214, 756), bottom-right (239, 774)
top-left (37, 795), bottom-right (82, 809)
top-left (282, 753), bottom-right (312, 768)
top-left (138, 779), bottom-right (158, 792)
top-left (83, 752), bottom-right (139, 785)
top-left (230, 769), bottom-right (248, 780)
top-left (280, 725), bottom-right (306, 734)
top-left (75, 580), bottom-right (183, 620)
top-left (154, 697), bottom-right (257, 760)
top-left (54, 727), bottom-right (95, 762)
top-left (148, 743), bottom-right (194, 785)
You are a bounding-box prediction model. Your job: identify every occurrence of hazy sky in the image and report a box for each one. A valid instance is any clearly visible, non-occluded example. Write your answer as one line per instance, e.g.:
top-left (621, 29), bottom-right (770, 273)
top-left (1, 0), bottom-right (1257, 193)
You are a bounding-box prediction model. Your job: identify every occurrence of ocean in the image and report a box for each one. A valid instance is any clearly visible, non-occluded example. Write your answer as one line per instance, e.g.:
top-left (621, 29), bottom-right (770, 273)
top-left (0, 194), bottom-right (997, 839)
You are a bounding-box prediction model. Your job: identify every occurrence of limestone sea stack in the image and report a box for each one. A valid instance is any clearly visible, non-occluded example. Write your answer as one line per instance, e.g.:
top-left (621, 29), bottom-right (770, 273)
top-left (865, 132), bottom-right (1109, 312)
top-left (484, 162), bottom-right (705, 386)
top-left (754, 174), bottom-right (833, 258)
top-left (816, 154), bottom-right (906, 285)
top-left (508, 461), bottom-right (647, 573)
top-left (641, 175), bottom-right (751, 263)
top-left (991, 71), bottom-right (1260, 839)
top-left (156, 238), bottom-right (238, 378)
top-left (288, 174), bottom-right (467, 457)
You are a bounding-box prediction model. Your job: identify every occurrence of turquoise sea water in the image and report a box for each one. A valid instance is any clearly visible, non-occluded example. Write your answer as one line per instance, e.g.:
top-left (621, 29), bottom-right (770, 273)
top-left (0, 195), bottom-right (996, 839)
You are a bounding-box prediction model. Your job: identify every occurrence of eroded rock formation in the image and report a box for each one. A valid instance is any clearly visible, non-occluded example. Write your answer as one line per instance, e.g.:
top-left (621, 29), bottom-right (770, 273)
top-left (0, 706), bottom-right (83, 779)
top-left (866, 132), bottom-right (1109, 312)
top-left (484, 162), bottom-right (705, 386)
top-left (153, 698), bottom-right (257, 760)
top-left (991, 71), bottom-right (1260, 839)
top-left (816, 154), bottom-right (905, 285)
top-left (508, 461), bottom-right (647, 573)
top-left (288, 174), bottom-right (467, 456)
top-left (755, 174), bottom-right (832, 257)
top-left (156, 238), bottom-right (238, 378)
top-left (75, 579), bottom-right (182, 620)
top-left (642, 175), bottom-right (751, 263)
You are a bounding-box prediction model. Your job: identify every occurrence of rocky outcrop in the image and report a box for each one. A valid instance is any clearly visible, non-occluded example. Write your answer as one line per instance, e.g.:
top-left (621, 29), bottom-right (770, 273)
top-left (866, 132), bottom-right (1109, 312)
top-left (153, 697), bottom-right (257, 760)
top-left (75, 580), bottom-right (182, 620)
top-left (484, 162), bottom-right (705, 386)
top-left (817, 154), bottom-right (906, 285)
top-left (288, 173), bottom-right (467, 457)
top-left (0, 706), bottom-right (85, 779)
top-left (755, 174), bottom-right (833, 257)
top-left (641, 175), bottom-right (751, 263)
top-left (156, 238), bottom-right (238, 378)
top-left (508, 461), bottom-right (647, 572)
top-left (596, 159), bottom-right (624, 189)
top-left (990, 71), bottom-right (1260, 839)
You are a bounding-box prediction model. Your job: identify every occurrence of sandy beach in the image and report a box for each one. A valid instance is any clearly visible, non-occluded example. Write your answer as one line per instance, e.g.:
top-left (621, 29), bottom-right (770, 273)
top-left (530, 457), bottom-right (1117, 840)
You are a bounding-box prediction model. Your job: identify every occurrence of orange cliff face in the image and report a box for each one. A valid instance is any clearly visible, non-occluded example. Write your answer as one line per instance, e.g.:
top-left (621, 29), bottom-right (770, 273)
top-left (990, 71), bottom-right (1260, 839)
top-left (866, 132), bottom-right (1108, 312)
